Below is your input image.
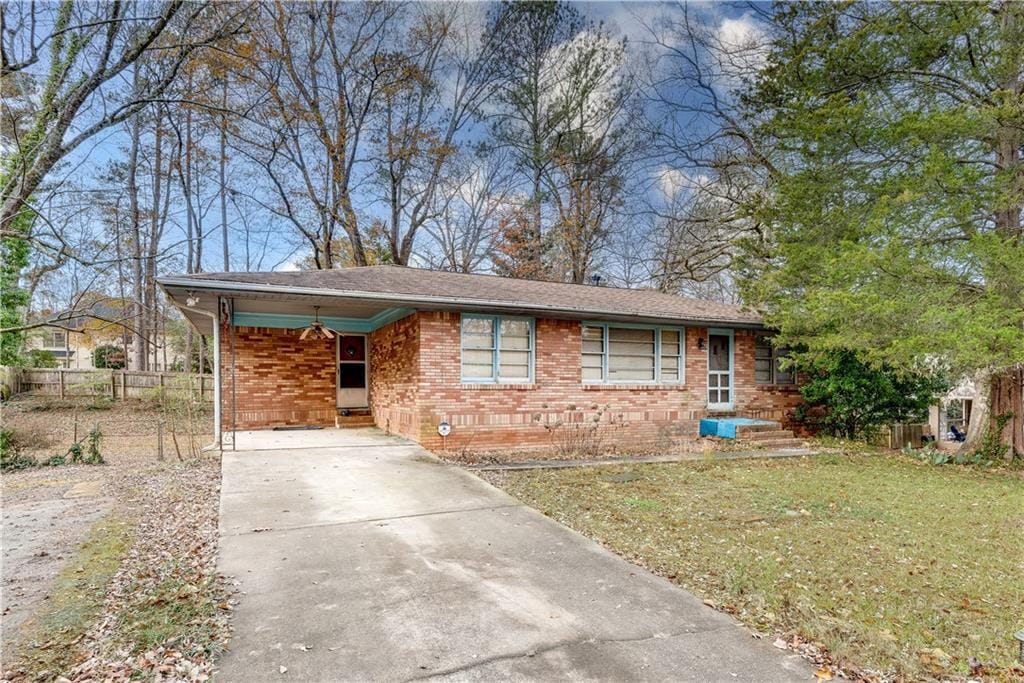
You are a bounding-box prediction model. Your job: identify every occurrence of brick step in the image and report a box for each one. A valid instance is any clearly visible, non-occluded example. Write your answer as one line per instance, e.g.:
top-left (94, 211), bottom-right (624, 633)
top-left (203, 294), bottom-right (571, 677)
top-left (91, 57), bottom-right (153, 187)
top-left (734, 421), bottom-right (783, 435)
top-left (337, 413), bottom-right (375, 427)
top-left (737, 430), bottom-right (795, 441)
top-left (742, 437), bottom-right (806, 448)
top-left (337, 407), bottom-right (371, 416)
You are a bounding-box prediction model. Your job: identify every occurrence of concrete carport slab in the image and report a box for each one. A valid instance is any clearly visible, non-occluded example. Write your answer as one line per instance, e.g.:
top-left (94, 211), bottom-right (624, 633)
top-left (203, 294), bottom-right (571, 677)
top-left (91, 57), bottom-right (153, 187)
top-left (216, 431), bottom-right (812, 681)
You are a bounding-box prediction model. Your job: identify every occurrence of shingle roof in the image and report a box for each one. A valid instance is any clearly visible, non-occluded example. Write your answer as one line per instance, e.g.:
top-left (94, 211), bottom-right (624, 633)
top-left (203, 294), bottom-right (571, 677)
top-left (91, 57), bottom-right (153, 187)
top-left (164, 265), bottom-right (763, 326)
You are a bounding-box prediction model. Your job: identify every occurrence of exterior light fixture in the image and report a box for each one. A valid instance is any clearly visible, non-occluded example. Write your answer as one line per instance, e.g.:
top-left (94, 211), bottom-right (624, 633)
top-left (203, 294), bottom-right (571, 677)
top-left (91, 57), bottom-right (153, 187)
top-left (185, 292), bottom-right (199, 307)
top-left (697, 337), bottom-right (706, 350)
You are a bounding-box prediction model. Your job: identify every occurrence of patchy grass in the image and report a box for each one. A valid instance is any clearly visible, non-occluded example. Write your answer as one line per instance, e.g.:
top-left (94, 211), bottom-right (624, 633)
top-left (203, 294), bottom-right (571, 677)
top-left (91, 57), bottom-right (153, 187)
top-left (15, 516), bottom-right (133, 675)
top-left (485, 453), bottom-right (1024, 680)
top-left (114, 573), bottom-right (225, 658)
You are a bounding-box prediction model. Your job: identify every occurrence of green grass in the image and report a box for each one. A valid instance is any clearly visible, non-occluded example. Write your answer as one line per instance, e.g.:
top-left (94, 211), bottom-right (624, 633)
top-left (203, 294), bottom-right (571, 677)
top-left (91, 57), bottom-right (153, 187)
top-left (15, 516), bottom-right (133, 675)
top-left (490, 454), bottom-right (1024, 679)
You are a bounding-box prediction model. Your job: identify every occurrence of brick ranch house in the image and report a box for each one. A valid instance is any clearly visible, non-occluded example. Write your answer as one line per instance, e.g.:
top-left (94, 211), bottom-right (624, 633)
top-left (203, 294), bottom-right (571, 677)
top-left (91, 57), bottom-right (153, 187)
top-left (158, 266), bottom-right (803, 451)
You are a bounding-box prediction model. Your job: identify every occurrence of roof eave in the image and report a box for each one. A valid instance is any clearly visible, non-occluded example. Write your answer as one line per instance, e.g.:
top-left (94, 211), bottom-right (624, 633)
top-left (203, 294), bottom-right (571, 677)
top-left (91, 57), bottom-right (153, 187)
top-left (156, 276), bottom-right (767, 330)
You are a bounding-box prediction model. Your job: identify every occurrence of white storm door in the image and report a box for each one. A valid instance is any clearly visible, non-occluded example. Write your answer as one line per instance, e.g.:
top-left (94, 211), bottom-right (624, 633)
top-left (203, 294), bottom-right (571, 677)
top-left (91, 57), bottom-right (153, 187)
top-left (707, 330), bottom-right (733, 410)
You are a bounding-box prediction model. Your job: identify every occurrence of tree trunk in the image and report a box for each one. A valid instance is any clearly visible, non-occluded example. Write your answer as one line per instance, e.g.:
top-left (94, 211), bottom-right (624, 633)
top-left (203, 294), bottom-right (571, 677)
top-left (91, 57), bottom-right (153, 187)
top-left (990, 366), bottom-right (1024, 458)
top-left (976, 3), bottom-right (1024, 457)
top-left (127, 99), bottom-right (147, 371)
top-left (147, 117), bottom-right (165, 371)
top-left (960, 368), bottom-right (1024, 459)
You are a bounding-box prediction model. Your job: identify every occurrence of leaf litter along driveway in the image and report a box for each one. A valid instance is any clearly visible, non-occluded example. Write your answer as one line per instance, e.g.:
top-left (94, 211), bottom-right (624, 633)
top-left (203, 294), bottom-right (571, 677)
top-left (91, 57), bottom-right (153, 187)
top-left (2, 397), bottom-right (229, 682)
top-left (216, 429), bottom-right (812, 681)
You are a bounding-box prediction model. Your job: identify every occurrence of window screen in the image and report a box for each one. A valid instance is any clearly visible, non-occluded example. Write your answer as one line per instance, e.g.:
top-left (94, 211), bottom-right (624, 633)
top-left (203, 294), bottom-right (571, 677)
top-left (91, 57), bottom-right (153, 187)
top-left (582, 324), bottom-right (684, 384)
top-left (461, 316), bottom-right (533, 382)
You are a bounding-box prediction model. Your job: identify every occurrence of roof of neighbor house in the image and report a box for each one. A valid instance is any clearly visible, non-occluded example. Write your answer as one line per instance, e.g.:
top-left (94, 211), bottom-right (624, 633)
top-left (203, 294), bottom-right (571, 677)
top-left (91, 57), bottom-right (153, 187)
top-left (159, 265), bottom-right (764, 328)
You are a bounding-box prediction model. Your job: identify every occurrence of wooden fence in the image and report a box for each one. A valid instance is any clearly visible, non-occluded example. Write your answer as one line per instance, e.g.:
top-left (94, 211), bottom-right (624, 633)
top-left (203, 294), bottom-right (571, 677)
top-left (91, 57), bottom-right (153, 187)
top-left (871, 423), bottom-right (927, 449)
top-left (0, 366), bottom-right (214, 401)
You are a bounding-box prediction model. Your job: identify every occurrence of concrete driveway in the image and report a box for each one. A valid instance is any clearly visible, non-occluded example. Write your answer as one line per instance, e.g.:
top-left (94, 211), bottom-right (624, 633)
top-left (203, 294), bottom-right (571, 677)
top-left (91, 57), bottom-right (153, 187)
top-left (217, 429), bottom-right (811, 682)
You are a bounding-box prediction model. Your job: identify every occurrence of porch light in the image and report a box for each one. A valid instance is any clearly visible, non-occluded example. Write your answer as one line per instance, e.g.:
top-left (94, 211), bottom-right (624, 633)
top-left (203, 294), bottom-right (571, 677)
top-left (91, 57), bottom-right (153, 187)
top-left (185, 291), bottom-right (199, 307)
top-left (697, 337), bottom-right (706, 350)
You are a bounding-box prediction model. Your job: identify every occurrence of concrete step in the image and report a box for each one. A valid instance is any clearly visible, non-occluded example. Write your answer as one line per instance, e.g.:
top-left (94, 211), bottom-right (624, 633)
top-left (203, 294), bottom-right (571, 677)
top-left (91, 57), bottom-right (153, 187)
top-left (742, 437), bottom-right (806, 448)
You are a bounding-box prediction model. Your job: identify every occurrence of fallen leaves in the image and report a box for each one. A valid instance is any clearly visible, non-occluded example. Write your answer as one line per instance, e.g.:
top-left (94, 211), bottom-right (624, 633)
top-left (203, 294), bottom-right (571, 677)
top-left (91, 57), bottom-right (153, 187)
top-left (916, 647), bottom-right (952, 675)
top-left (56, 461), bottom-right (226, 682)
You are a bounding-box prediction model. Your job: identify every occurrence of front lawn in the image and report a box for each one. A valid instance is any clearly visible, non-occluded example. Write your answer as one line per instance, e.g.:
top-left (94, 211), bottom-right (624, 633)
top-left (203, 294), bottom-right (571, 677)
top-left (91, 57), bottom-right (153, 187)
top-left (483, 454), bottom-right (1024, 680)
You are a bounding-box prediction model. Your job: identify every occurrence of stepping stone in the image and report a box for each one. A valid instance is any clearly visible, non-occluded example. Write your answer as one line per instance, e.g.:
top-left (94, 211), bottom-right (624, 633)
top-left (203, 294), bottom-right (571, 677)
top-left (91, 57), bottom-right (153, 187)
top-left (64, 480), bottom-right (102, 498)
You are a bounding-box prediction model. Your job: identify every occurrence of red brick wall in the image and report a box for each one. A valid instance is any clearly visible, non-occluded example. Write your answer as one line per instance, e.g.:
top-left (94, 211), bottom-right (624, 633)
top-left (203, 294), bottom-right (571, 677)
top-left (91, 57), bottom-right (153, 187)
top-left (368, 314), bottom-right (420, 440)
top-left (217, 313), bottom-right (803, 447)
top-left (219, 326), bottom-right (337, 430)
top-left (409, 312), bottom-right (803, 451)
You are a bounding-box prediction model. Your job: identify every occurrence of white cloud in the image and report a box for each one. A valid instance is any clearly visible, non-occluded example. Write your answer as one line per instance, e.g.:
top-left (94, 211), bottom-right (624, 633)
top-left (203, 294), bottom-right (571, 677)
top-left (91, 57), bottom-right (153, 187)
top-left (657, 167), bottom-right (711, 199)
top-left (715, 14), bottom-right (769, 85)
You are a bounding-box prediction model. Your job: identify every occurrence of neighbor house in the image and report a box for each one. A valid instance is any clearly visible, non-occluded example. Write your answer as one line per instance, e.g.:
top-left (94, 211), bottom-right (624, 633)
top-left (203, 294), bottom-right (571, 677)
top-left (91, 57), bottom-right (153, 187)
top-left (158, 266), bottom-right (803, 450)
top-left (24, 323), bottom-right (97, 369)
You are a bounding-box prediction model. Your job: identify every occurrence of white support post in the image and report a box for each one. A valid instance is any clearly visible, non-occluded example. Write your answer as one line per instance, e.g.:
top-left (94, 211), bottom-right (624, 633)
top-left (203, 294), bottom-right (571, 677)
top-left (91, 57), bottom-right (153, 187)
top-left (212, 297), bottom-right (222, 449)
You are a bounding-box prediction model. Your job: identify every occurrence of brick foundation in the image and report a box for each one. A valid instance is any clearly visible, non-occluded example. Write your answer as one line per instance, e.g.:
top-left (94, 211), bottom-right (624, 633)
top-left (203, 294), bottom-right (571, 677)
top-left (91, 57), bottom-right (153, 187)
top-left (218, 312), bottom-right (803, 449)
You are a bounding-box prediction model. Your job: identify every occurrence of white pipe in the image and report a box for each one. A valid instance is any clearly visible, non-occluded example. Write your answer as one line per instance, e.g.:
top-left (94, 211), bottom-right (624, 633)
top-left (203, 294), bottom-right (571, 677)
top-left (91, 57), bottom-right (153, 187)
top-left (188, 302), bottom-right (222, 451)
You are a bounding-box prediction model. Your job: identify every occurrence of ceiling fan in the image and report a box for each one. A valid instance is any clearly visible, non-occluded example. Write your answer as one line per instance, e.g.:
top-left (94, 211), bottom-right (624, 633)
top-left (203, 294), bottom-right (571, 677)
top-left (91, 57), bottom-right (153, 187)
top-left (294, 306), bottom-right (337, 340)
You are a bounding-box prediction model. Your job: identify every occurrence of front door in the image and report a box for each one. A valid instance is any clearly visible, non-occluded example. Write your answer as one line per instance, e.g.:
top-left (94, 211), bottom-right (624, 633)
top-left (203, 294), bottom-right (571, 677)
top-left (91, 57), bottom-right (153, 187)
top-left (336, 335), bottom-right (368, 408)
top-left (707, 330), bottom-right (733, 410)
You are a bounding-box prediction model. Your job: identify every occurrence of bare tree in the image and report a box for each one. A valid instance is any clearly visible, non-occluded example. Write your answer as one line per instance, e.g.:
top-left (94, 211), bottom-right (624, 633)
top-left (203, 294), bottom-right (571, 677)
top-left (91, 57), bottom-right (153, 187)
top-left (421, 149), bottom-right (515, 272)
top-left (541, 29), bottom-right (640, 284)
top-left (0, 0), bottom-right (246, 242)
top-left (371, 4), bottom-right (503, 266)
top-left (232, 1), bottom-right (402, 269)
top-left (639, 3), bottom-right (774, 294)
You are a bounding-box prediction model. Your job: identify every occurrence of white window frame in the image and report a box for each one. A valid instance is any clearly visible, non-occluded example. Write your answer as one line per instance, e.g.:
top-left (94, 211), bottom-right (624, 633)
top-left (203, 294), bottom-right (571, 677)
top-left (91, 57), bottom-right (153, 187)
top-left (460, 314), bottom-right (535, 384)
top-left (581, 322), bottom-right (686, 385)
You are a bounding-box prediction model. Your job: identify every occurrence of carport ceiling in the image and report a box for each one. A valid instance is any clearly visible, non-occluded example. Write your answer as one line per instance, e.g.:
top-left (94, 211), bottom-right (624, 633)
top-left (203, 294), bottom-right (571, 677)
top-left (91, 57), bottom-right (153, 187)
top-left (161, 285), bottom-right (402, 335)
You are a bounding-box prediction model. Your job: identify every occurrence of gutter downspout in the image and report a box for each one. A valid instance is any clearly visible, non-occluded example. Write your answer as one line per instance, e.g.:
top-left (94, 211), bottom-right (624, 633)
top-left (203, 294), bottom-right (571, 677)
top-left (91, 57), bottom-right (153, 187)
top-left (189, 300), bottom-right (222, 452)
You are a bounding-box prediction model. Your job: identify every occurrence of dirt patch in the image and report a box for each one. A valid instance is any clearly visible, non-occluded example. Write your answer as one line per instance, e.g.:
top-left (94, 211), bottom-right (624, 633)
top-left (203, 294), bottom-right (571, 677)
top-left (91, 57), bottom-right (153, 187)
top-left (2, 395), bottom-right (212, 467)
top-left (1, 496), bottom-right (110, 649)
